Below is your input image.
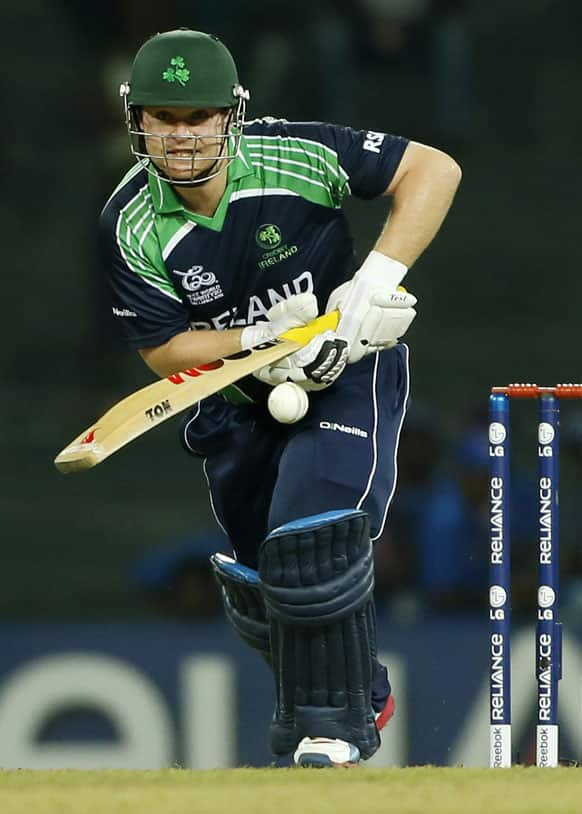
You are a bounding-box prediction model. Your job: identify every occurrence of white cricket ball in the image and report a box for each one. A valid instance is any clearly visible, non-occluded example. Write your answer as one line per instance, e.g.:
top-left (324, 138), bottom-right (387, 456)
top-left (267, 382), bottom-right (309, 424)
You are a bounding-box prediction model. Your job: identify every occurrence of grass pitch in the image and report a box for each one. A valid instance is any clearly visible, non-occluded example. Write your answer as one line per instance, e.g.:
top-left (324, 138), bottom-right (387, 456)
top-left (1, 767), bottom-right (581, 814)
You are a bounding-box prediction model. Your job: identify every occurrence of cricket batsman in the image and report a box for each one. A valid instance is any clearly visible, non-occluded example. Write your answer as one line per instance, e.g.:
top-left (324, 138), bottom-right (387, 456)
top-left (100, 28), bottom-right (461, 766)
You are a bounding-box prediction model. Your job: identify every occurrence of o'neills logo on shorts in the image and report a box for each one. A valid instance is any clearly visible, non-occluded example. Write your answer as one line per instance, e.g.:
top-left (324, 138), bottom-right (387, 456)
top-left (319, 421), bottom-right (368, 438)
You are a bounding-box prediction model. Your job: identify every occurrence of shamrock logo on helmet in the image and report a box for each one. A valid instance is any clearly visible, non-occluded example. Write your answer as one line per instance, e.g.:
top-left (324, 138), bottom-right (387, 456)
top-left (162, 56), bottom-right (191, 87)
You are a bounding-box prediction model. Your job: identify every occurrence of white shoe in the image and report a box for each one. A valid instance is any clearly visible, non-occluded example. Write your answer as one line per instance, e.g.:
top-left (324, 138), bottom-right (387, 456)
top-left (293, 696), bottom-right (395, 767)
top-left (293, 737), bottom-right (361, 768)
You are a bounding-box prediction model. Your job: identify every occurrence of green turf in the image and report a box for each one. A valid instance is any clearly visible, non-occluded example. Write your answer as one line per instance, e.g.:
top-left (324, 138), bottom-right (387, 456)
top-left (1, 767), bottom-right (582, 814)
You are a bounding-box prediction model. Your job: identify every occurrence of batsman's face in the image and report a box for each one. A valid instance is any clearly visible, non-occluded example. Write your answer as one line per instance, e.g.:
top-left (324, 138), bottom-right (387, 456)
top-left (141, 107), bottom-right (230, 181)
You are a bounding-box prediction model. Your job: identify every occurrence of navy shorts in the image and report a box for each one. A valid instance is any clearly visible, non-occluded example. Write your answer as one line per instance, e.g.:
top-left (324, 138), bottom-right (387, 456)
top-left (182, 345), bottom-right (410, 567)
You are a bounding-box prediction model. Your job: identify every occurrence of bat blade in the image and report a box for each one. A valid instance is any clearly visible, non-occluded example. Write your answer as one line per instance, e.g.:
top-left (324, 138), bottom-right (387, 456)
top-left (54, 310), bottom-right (339, 473)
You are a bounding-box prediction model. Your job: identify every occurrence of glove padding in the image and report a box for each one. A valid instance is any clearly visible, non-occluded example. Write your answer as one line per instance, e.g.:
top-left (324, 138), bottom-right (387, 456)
top-left (248, 295), bottom-right (349, 390)
top-left (254, 330), bottom-right (349, 390)
top-left (327, 282), bottom-right (417, 364)
top-left (240, 293), bottom-right (318, 350)
top-left (325, 252), bottom-right (415, 364)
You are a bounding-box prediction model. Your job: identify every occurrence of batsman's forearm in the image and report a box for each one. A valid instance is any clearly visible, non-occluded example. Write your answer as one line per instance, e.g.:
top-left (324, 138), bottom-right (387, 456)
top-left (139, 327), bottom-right (244, 377)
top-left (377, 147), bottom-right (462, 268)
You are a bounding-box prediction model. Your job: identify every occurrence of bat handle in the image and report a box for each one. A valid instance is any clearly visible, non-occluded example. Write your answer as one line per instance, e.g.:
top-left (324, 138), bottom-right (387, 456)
top-left (280, 309), bottom-right (340, 346)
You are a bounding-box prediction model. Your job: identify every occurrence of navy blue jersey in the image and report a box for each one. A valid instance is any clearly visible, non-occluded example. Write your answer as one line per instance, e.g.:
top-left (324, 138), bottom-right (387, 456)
top-left (100, 119), bottom-right (408, 352)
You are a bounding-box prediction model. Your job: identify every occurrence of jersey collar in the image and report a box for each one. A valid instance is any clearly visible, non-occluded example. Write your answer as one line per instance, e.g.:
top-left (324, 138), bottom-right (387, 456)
top-left (148, 136), bottom-right (256, 217)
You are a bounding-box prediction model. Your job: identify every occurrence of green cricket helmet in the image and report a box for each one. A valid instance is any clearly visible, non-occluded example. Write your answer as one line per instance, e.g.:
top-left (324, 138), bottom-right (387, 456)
top-left (119, 29), bottom-right (250, 185)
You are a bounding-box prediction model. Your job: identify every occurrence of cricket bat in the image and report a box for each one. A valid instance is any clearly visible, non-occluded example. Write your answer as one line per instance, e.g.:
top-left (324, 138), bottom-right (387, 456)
top-left (54, 310), bottom-right (339, 474)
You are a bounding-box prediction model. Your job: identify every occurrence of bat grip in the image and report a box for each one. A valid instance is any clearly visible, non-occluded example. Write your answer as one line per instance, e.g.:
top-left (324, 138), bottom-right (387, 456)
top-left (280, 310), bottom-right (340, 346)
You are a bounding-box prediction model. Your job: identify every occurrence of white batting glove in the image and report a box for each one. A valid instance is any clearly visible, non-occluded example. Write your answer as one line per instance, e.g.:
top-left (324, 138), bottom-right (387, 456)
top-left (326, 251), bottom-right (415, 364)
top-left (254, 329), bottom-right (349, 390)
top-left (248, 295), bottom-right (349, 390)
top-left (328, 283), bottom-right (417, 363)
top-left (240, 293), bottom-right (318, 349)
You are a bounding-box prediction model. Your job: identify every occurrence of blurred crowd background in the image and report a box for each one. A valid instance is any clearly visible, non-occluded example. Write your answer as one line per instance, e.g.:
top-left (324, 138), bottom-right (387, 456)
top-left (2, 0), bottom-right (582, 625)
